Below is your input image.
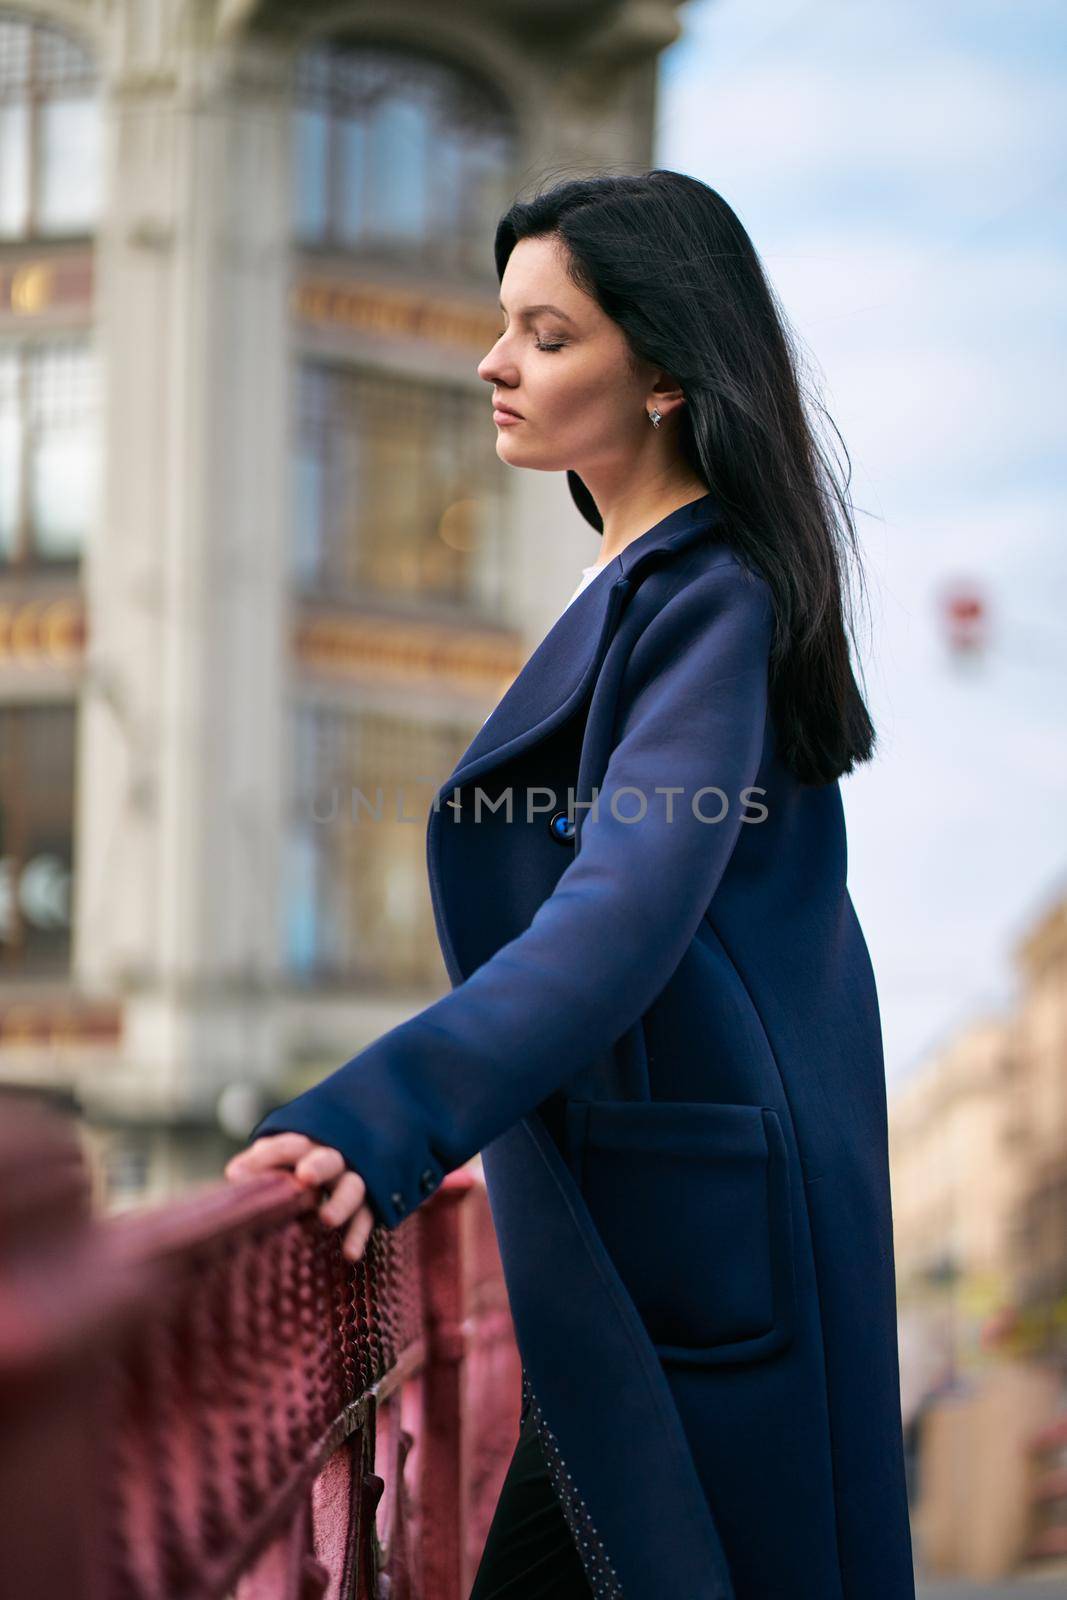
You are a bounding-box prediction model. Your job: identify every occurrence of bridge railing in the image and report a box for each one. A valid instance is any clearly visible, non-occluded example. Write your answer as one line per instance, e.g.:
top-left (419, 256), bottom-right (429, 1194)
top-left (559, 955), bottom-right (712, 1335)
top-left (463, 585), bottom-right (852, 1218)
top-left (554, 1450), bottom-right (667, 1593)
top-left (0, 1093), bottom-right (521, 1600)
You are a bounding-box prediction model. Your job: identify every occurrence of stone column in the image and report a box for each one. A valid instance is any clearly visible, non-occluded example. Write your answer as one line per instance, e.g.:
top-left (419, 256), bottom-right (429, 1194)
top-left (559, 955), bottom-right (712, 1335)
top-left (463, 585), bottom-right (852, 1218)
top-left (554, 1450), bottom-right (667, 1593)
top-left (76, 6), bottom-right (291, 1122)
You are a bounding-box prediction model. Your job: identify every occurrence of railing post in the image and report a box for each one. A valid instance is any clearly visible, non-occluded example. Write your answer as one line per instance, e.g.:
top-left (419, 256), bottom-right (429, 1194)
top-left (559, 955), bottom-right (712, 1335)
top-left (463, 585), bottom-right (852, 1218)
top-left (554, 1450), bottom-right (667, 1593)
top-left (418, 1175), bottom-right (470, 1600)
top-left (418, 1168), bottom-right (522, 1600)
top-left (0, 1096), bottom-right (137, 1600)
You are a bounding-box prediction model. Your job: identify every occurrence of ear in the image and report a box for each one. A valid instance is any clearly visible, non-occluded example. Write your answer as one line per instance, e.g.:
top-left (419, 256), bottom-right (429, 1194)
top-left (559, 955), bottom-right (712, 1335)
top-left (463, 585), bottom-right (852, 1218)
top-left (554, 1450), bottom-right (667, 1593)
top-left (647, 372), bottom-right (687, 421)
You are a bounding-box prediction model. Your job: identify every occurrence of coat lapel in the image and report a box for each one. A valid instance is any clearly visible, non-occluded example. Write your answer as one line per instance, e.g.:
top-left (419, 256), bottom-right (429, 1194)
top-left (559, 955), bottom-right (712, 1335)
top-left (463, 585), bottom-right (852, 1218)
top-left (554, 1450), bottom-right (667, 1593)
top-left (431, 490), bottom-right (726, 808)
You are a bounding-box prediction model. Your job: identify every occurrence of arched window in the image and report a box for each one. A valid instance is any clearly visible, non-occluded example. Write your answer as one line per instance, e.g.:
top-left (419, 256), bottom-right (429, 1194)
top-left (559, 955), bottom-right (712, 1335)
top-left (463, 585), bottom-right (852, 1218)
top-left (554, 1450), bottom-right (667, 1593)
top-left (0, 337), bottom-right (98, 567)
top-left (291, 359), bottom-right (508, 613)
top-left (286, 704), bottom-right (474, 988)
top-left (292, 41), bottom-right (518, 274)
top-left (0, 703), bottom-right (76, 975)
top-left (0, 11), bottom-right (101, 239)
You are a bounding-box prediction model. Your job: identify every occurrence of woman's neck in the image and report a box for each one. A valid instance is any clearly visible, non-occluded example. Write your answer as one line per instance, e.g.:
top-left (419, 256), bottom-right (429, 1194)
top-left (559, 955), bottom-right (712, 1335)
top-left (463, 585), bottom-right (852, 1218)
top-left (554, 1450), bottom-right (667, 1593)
top-left (584, 474), bottom-right (713, 566)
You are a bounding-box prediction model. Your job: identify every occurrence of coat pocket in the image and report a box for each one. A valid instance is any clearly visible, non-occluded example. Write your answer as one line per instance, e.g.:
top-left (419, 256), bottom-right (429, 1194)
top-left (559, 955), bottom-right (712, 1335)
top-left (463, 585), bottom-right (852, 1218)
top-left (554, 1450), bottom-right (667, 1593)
top-left (563, 1098), bottom-right (797, 1367)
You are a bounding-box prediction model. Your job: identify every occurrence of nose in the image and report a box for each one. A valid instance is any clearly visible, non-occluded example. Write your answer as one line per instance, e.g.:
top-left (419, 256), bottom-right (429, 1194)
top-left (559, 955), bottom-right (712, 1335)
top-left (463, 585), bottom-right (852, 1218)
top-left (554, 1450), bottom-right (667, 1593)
top-left (477, 335), bottom-right (517, 388)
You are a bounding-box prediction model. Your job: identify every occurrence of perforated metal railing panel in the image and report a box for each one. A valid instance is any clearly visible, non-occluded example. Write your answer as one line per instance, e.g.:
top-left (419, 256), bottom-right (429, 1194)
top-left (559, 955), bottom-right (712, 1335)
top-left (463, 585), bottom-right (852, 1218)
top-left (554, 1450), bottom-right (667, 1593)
top-left (0, 1101), bottom-right (521, 1600)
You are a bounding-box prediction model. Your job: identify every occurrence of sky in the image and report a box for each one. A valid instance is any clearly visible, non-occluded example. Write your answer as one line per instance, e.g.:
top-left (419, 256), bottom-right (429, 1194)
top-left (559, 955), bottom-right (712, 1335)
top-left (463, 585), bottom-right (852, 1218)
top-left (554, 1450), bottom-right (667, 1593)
top-left (655, 0), bottom-right (1067, 1088)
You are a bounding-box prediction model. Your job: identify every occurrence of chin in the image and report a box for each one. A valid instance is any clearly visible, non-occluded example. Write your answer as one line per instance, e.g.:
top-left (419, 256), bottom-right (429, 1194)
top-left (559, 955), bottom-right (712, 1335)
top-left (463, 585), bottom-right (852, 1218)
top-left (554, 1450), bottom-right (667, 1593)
top-left (496, 439), bottom-right (566, 474)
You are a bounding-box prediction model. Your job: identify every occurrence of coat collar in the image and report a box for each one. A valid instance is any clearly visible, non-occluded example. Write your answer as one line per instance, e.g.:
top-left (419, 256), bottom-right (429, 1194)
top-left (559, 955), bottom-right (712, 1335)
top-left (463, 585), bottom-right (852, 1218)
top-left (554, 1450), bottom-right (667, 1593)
top-left (434, 490), bottom-right (726, 804)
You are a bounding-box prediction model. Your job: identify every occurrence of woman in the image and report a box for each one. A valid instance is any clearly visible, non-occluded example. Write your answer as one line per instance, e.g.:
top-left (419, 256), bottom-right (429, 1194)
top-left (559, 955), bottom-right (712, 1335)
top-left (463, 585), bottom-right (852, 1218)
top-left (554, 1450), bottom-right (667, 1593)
top-left (225, 171), bottom-right (916, 1599)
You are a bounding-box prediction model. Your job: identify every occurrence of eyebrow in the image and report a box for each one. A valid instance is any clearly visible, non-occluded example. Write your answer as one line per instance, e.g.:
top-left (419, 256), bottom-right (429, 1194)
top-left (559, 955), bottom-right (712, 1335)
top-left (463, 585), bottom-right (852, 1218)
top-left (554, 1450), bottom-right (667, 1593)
top-left (498, 300), bottom-right (577, 325)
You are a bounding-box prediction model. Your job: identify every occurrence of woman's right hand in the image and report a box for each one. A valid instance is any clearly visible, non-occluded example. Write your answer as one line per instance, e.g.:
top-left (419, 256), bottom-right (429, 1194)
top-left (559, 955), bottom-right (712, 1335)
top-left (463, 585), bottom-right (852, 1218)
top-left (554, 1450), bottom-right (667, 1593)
top-left (224, 1132), bottom-right (376, 1263)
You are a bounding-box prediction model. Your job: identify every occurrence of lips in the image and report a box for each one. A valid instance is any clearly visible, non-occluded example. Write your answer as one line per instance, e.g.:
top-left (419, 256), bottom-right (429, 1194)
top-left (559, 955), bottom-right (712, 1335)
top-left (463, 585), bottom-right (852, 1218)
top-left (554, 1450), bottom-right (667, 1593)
top-left (492, 401), bottom-right (524, 418)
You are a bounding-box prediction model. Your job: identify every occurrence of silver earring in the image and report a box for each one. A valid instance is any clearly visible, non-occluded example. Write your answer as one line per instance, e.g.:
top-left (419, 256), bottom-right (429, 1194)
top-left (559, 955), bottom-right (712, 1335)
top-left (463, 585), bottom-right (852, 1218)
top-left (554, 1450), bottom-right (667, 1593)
top-left (648, 407), bottom-right (662, 429)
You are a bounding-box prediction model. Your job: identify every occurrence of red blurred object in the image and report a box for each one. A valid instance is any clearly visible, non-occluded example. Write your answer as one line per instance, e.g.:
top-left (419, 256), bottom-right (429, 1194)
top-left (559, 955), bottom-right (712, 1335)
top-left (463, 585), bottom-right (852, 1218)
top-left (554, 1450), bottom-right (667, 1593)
top-left (941, 582), bottom-right (990, 658)
top-left (0, 1093), bottom-right (520, 1600)
top-left (978, 1303), bottom-right (1019, 1351)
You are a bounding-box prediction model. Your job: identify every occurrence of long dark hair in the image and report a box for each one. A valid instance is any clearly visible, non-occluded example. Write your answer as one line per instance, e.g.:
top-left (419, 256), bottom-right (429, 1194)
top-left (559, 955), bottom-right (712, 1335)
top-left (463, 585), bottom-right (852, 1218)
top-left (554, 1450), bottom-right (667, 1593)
top-left (493, 169), bottom-right (877, 787)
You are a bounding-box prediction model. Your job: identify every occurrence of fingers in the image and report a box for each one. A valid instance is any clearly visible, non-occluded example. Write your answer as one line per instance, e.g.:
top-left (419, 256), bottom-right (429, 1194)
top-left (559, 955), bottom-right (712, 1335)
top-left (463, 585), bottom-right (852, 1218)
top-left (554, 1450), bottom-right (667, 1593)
top-left (293, 1146), bottom-right (347, 1187)
top-left (317, 1169), bottom-right (374, 1263)
top-left (223, 1135), bottom-right (375, 1264)
top-left (318, 1169), bottom-right (369, 1228)
top-left (224, 1132), bottom-right (315, 1179)
top-left (341, 1203), bottom-right (376, 1264)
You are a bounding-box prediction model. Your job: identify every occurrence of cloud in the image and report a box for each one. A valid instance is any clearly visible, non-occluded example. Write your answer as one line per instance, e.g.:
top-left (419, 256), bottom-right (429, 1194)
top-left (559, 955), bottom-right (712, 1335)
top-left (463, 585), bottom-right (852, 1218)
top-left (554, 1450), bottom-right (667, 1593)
top-left (658, 6), bottom-right (1066, 242)
top-left (657, 0), bottom-right (1067, 1085)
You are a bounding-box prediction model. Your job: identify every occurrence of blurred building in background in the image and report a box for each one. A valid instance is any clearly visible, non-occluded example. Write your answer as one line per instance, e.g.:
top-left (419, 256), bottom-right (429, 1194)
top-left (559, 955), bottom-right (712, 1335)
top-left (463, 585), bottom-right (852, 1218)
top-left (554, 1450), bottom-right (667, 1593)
top-left (889, 884), bottom-right (1067, 1577)
top-left (0, 0), bottom-right (687, 1203)
top-left (891, 1013), bottom-right (1020, 1394)
top-left (890, 883), bottom-right (1067, 1378)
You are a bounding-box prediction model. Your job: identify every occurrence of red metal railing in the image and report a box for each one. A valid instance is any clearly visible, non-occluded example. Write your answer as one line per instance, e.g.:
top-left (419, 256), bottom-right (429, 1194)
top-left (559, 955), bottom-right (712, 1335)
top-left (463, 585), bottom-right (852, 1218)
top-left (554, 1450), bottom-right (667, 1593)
top-left (0, 1094), bottom-right (521, 1600)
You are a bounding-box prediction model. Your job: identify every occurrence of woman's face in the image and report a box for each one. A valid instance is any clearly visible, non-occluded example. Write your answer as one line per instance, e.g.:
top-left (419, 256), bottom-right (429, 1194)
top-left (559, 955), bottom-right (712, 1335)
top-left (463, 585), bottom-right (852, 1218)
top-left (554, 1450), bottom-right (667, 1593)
top-left (477, 235), bottom-right (657, 475)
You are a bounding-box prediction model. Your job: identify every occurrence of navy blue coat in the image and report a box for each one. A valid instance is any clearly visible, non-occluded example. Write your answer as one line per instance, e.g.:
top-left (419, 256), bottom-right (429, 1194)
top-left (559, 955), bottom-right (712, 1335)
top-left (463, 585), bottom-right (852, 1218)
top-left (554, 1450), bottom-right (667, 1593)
top-left (248, 491), bottom-right (916, 1599)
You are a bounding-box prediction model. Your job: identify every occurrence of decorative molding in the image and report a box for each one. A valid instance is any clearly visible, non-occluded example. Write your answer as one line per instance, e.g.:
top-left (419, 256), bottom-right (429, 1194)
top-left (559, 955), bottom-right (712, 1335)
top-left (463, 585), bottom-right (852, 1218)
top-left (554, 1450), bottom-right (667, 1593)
top-left (0, 997), bottom-right (122, 1046)
top-left (290, 275), bottom-right (501, 351)
top-left (0, 253), bottom-right (94, 324)
top-left (293, 606), bottom-right (522, 693)
top-left (0, 598), bottom-right (87, 664)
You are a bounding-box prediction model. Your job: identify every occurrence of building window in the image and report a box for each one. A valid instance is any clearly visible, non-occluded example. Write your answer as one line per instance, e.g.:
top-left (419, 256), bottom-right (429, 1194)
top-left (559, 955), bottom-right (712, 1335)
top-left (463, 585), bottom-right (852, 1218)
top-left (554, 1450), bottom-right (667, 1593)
top-left (0, 703), bottom-right (76, 976)
top-left (0, 338), bottom-right (98, 568)
top-left (292, 41), bottom-right (517, 275)
top-left (293, 360), bottom-right (507, 613)
top-left (0, 12), bottom-right (101, 240)
top-left (286, 704), bottom-right (476, 989)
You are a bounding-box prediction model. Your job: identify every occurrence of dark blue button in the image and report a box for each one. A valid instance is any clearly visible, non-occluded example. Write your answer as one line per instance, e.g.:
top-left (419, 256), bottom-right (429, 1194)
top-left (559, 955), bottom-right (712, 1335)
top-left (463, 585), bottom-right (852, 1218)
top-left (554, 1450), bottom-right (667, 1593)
top-left (548, 810), bottom-right (576, 844)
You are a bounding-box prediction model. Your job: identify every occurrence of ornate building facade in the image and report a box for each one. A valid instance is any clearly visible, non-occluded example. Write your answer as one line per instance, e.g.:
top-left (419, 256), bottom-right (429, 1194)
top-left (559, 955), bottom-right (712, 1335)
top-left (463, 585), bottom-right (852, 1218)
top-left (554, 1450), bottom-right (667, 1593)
top-left (0, 0), bottom-right (687, 1201)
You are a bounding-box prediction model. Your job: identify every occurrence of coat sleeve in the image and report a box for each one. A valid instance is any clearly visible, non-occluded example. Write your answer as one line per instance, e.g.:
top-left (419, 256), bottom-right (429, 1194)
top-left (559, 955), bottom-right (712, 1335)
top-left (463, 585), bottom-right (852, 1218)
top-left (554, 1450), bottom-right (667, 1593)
top-left (246, 558), bottom-right (774, 1228)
